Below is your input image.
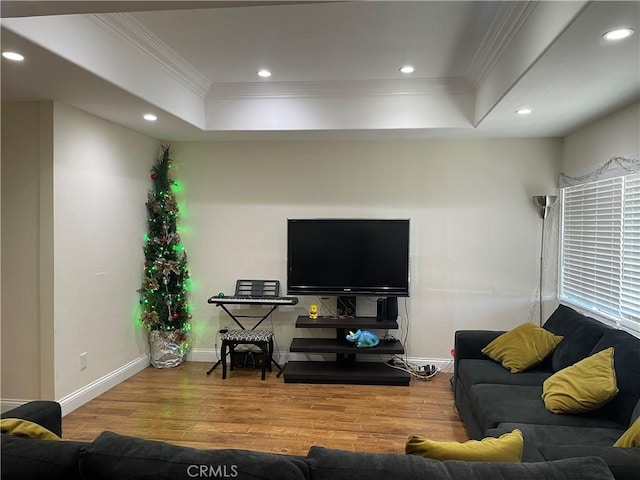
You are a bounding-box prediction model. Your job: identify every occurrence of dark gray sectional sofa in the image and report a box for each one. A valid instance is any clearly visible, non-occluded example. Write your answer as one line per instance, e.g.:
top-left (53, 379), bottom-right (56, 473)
top-left (453, 304), bottom-right (640, 480)
top-left (1, 399), bottom-right (616, 480)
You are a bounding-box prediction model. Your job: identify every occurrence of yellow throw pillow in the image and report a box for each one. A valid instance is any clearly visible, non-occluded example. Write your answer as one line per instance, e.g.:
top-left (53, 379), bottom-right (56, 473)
top-left (542, 347), bottom-right (618, 414)
top-left (481, 322), bottom-right (563, 373)
top-left (614, 416), bottom-right (640, 448)
top-left (405, 429), bottom-right (523, 462)
top-left (0, 418), bottom-right (61, 440)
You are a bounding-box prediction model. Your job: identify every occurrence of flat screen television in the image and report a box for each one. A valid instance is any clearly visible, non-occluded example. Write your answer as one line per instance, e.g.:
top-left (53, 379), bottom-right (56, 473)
top-left (287, 219), bottom-right (410, 297)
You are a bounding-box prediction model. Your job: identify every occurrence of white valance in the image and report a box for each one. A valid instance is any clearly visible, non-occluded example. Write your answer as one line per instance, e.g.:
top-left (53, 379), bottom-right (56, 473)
top-left (558, 154), bottom-right (640, 188)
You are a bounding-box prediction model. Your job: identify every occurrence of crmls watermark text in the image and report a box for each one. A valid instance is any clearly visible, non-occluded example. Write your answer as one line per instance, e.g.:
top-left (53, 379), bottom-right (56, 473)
top-left (187, 465), bottom-right (239, 478)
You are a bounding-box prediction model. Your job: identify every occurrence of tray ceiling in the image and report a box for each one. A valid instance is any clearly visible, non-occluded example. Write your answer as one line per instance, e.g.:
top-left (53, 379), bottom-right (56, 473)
top-left (1, 1), bottom-right (638, 140)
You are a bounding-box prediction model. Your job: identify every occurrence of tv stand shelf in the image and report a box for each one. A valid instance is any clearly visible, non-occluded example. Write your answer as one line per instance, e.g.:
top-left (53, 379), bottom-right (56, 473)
top-left (290, 338), bottom-right (405, 355)
top-left (283, 316), bottom-right (410, 386)
top-left (295, 316), bottom-right (399, 329)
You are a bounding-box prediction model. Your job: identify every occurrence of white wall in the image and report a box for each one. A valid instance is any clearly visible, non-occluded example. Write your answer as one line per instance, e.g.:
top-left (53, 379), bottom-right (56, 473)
top-left (52, 103), bottom-right (156, 404)
top-left (173, 138), bottom-right (561, 361)
top-left (2, 101), bottom-right (160, 412)
top-left (563, 101), bottom-right (640, 175)
top-left (1, 102), bottom-right (53, 404)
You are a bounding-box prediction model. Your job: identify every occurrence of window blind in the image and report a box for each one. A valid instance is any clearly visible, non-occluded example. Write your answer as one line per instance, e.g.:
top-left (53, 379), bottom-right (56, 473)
top-left (560, 173), bottom-right (640, 332)
top-left (621, 174), bottom-right (640, 330)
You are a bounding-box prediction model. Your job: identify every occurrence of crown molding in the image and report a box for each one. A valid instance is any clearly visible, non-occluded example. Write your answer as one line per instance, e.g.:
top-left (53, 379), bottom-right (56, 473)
top-left (466, 1), bottom-right (538, 91)
top-left (86, 12), bottom-right (211, 98)
top-left (207, 77), bottom-right (473, 100)
top-left (85, 12), bottom-right (473, 103)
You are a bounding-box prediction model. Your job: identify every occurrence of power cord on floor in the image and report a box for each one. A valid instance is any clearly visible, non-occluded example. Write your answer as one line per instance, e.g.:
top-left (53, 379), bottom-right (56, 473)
top-left (386, 355), bottom-right (439, 381)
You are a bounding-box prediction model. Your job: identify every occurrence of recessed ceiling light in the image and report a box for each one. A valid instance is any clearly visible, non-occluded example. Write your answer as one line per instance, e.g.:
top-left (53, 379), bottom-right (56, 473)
top-left (143, 113), bottom-right (157, 122)
top-left (603, 28), bottom-right (634, 41)
top-left (257, 69), bottom-right (272, 78)
top-left (516, 108), bottom-right (532, 115)
top-left (2, 51), bottom-right (24, 62)
top-left (399, 65), bottom-right (415, 74)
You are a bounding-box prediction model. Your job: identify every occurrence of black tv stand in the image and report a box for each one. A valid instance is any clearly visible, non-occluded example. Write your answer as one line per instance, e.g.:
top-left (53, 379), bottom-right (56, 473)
top-left (283, 316), bottom-right (410, 386)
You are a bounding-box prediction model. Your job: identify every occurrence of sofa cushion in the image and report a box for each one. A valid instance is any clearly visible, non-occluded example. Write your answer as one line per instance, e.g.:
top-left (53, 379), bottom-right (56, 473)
top-left (485, 422), bottom-right (624, 462)
top-left (468, 384), bottom-right (623, 435)
top-left (481, 323), bottom-right (563, 373)
top-left (589, 329), bottom-right (640, 428)
top-left (614, 416), bottom-right (640, 448)
top-left (305, 446), bottom-right (615, 480)
top-left (79, 431), bottom-right (310, 480)
top-left (457, 359), bottom-right (552, 392)
top-left (1, 433), bottom-right (85, 480)
top-left (405, 429), bottom-right (523, 462)
top-left (543, 305), bottom-right (607, 372)
top-left (542, 347), bottom-right (619, 414)
top-left (0, 418), bottom-right (61, 441)
top-left (539, 445), bottom-right (640, 480)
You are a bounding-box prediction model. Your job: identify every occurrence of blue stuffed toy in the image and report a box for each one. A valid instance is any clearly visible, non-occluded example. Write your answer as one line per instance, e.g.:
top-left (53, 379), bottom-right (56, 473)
top-left (346, 329), bottom-right (379, 348)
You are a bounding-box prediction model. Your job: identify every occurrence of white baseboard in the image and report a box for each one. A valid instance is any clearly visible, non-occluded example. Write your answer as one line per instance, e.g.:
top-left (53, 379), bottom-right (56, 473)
top-left (187, 349), bottom-right (453, 373)
top-left (58, 354), bottom-right (150, 416)
top-left (187, 348), bottom-right (218, 363)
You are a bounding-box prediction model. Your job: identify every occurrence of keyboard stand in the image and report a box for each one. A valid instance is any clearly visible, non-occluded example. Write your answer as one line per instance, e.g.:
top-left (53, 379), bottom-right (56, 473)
top-left (206, 304), bottom-right (283, 375)
top-left (218, 303), bottom-right (278, 331)
top-left (206, 280), bottom-right (289, 377)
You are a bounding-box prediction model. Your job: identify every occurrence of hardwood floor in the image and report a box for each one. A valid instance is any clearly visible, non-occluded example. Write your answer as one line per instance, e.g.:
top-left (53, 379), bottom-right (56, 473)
top-left (62, 362), bottom-right (468, 455)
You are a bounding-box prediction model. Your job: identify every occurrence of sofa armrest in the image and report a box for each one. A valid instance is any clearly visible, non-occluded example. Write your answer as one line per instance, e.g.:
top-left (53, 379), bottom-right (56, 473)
top-left (538, 445), bottom-right (640, 480)
top-left (453, 330), bottom-right (504, 392)
top-left (454, 330), bottom-right (504, 361)
top-left (1, 435), bottom-right (85, 480)
top-left (1, 401), bottom-right (62, 437)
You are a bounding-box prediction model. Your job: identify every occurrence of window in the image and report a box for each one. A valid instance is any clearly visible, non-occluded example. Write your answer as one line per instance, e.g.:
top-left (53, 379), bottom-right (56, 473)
top-left (559, 173), bottom-right (640, 333)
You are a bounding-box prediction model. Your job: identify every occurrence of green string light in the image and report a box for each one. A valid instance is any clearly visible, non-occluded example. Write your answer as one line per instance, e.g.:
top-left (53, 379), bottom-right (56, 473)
top-left (171, 180), bottom-right (183, 194)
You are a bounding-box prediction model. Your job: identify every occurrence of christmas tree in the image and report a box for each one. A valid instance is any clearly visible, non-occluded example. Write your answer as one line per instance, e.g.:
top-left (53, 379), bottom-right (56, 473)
top-left (139, 146), bottom-right (191, 340)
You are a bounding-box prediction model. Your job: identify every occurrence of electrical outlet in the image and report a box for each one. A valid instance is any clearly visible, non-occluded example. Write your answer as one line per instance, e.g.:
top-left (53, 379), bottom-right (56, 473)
top-left (80, 352), bottom-right (88, 370)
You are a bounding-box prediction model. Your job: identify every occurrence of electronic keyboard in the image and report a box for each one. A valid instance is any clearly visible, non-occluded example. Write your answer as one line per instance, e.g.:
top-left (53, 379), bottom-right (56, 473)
top-left (207, 295), bottom-right (298, 306)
